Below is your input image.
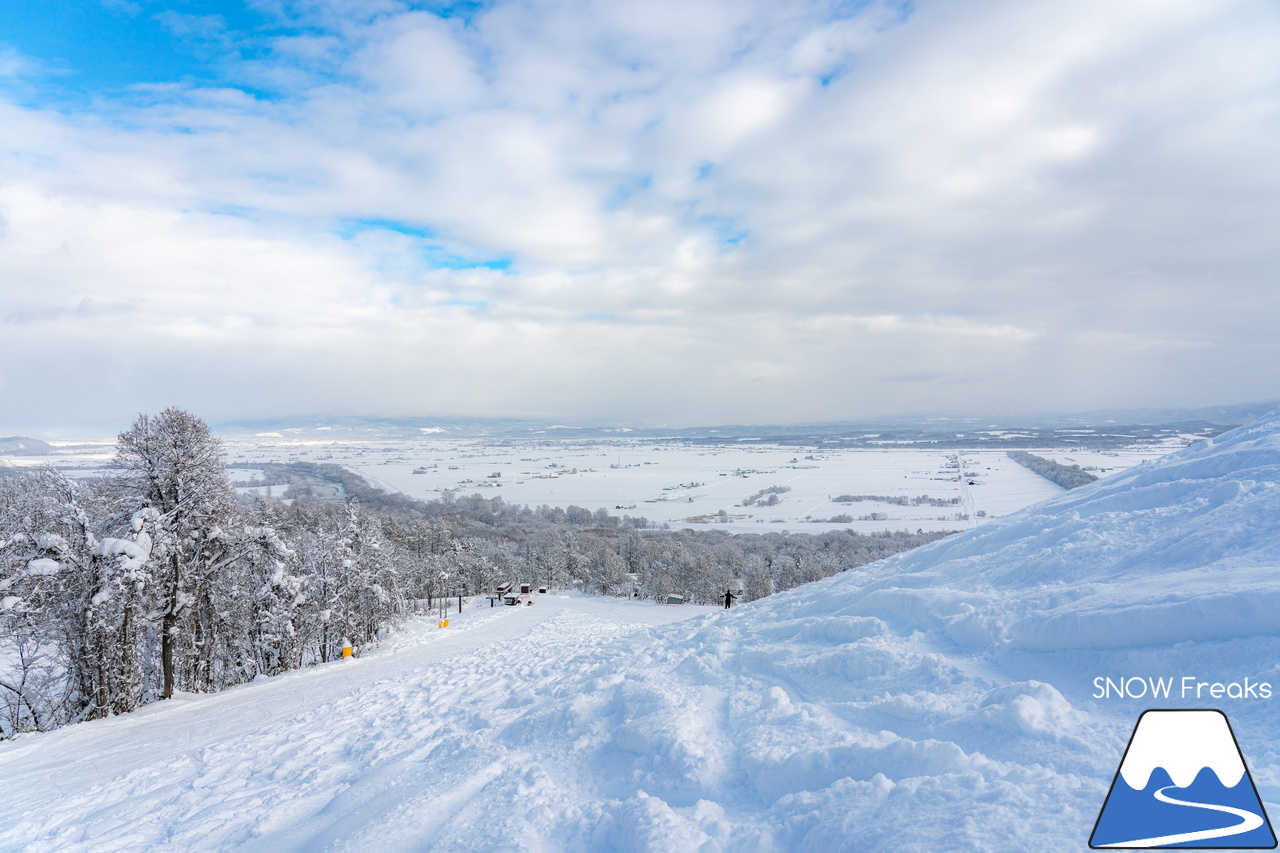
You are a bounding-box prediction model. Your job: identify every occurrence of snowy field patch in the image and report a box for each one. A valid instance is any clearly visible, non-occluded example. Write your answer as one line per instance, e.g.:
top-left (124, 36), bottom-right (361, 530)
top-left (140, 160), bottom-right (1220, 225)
top-left (213, 438), bottom-right (1176, 534)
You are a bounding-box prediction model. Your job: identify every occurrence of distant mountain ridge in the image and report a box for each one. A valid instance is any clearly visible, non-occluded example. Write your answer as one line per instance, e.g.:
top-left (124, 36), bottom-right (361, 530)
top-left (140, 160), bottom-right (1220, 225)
top-left (0, 436), bottom-right (54, 455)
top-left (213, 401), bottom-right (1279, 448)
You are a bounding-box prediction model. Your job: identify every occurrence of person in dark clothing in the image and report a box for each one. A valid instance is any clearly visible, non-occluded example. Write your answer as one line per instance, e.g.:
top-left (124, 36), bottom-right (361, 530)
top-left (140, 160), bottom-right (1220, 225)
top-left (724, 589), bottom-right (736, 609)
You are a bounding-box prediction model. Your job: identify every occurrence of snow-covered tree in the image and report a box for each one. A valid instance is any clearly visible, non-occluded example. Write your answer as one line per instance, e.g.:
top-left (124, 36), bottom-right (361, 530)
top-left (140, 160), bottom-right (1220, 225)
top-left (115, 408), bottom-right (236, 699)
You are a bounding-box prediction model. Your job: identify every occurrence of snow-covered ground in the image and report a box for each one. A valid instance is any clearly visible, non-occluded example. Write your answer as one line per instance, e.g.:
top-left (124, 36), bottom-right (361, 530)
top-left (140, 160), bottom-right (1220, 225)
top-left (260, 440), bottom-right (1176, 533)
top-left (5, 413), bottom-right (1279, 850)
top-left (228, 438), bottom-right (1178, 534)
top-left (3, 433), bottom-right (1185, 533)
top-left (0, 596), bottom-right (714, 852)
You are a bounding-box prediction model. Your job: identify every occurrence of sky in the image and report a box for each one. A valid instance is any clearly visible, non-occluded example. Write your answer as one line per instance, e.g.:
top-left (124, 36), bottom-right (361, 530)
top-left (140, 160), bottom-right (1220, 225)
top-left (2, 0), bottom-right (1279, 433)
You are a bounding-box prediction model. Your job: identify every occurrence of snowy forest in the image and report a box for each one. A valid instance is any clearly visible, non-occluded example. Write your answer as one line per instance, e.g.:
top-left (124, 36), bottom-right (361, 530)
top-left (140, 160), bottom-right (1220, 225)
top-left (1006, 450), bottom-right (1099, 489)
top-left (0, 409), bottom-right (947, 737)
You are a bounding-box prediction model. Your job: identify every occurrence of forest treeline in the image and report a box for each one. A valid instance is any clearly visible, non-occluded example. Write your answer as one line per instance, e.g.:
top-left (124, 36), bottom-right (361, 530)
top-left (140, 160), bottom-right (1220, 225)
top-left (833, 494), bottom-right (962, 507)
top-left (1005, 451), bottom-right (1099, 489)
top-left (1, 409), bottom-right (950, 736)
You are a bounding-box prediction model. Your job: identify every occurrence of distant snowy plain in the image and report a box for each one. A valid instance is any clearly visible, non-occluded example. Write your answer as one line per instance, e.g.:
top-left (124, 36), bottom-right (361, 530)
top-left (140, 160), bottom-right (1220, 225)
top-left (4, 421), bottom-right (1278, 850)
top-left (238, 438), bottom-right (1177, 534)
top-left (7, 433), bottom-right (1184, 534)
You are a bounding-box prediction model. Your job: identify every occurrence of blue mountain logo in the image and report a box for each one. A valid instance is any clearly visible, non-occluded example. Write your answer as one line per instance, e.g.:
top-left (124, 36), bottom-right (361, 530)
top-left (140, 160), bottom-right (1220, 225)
top-left (1091, 709), bottom-right (1276, 848)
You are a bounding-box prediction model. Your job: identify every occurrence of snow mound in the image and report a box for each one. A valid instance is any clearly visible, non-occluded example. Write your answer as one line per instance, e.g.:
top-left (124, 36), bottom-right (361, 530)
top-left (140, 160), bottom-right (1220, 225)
top-left (806, 408), bottom-right (1280, 651)
top-left (589, 407), bottom-right (1280, 847)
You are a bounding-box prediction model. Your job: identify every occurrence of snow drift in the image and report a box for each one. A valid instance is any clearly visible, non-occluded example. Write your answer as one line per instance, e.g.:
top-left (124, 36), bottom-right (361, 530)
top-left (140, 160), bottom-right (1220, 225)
top-left (5, 410), bottom-right (1280, 851)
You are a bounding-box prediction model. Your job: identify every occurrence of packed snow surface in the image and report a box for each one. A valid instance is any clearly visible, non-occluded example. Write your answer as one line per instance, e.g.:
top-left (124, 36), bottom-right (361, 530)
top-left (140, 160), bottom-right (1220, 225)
top-left (5, 412), bottom-right (1280, 850)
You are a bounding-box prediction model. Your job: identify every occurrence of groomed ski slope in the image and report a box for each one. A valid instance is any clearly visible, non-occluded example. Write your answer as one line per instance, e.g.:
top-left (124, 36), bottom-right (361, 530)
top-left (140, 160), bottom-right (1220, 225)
top-left (5, 410), bottom-right (1280, 851)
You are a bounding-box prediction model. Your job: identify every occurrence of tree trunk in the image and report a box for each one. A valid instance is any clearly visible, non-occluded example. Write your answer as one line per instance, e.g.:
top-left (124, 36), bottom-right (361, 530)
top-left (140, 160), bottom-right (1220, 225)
top-left (161, 554), bottom-right (180, 699)
top-left (161, 610), bottom-right (176, 699)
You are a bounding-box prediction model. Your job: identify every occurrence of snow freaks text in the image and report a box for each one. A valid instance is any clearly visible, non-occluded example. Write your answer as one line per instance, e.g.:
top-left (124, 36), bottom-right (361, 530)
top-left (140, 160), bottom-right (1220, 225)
top-left (1093, 677), bottom-right (1273, 701)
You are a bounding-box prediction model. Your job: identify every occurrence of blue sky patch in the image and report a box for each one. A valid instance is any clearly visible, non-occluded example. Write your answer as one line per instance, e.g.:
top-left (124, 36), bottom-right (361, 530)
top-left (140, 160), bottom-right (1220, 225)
top-left (700, 215), bottom-right (748, 246)
top-left (343, 218), bottom-right (438, 240)
top-left (413, 1), bottom-right (488, 25)
top-left (339, 218), bottom-right (512, 271)
top-left (0, 0), bottom-right (285, 104)
top-left (604, 173), bottom-right (652, 210)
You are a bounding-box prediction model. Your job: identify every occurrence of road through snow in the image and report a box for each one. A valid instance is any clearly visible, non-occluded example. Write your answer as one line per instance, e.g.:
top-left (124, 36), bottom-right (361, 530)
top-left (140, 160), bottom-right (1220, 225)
top-left (0, 596), bottom-right (712, 852)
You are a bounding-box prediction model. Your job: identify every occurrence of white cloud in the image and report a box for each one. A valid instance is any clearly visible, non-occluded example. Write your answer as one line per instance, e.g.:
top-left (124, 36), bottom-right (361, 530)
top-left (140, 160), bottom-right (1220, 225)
top-left (2, 0), bottom-right (1280, 430)
top-left (0, 49), bottom-right (32, 78)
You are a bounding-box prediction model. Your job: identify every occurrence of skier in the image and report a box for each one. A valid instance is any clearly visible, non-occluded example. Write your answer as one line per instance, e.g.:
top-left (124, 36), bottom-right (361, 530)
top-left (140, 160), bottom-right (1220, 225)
top-left (724, 588), bottom-right (736, 609)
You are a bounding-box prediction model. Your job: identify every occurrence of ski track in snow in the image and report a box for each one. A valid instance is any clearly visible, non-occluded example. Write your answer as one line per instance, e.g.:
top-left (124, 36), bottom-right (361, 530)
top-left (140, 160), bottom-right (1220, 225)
top-left (8, 411), bottom-right (1280, 850)
top-left (0, 592), bottom-right (1108, 853)
top-left (0, 597), bottom-right (711, 852)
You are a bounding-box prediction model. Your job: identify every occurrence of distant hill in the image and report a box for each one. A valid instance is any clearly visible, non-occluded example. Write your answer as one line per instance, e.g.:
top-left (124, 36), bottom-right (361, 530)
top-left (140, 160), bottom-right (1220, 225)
top-left (0, 436), bottom-right (54, 455)
top-left (214, 401), bottom-right (1280, 450)
top-left (1032, 399), bottom-right (1280, 428)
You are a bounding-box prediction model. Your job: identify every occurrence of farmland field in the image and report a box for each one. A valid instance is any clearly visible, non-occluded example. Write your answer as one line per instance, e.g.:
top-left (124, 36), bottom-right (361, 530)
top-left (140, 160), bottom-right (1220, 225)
top-left (2, 431), bottom-right (1189, 534)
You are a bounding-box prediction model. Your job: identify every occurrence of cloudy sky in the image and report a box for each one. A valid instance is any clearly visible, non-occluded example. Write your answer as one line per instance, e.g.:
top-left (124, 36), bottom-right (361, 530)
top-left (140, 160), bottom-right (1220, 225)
top-left (2, 0), bottom-right (1279, 433)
